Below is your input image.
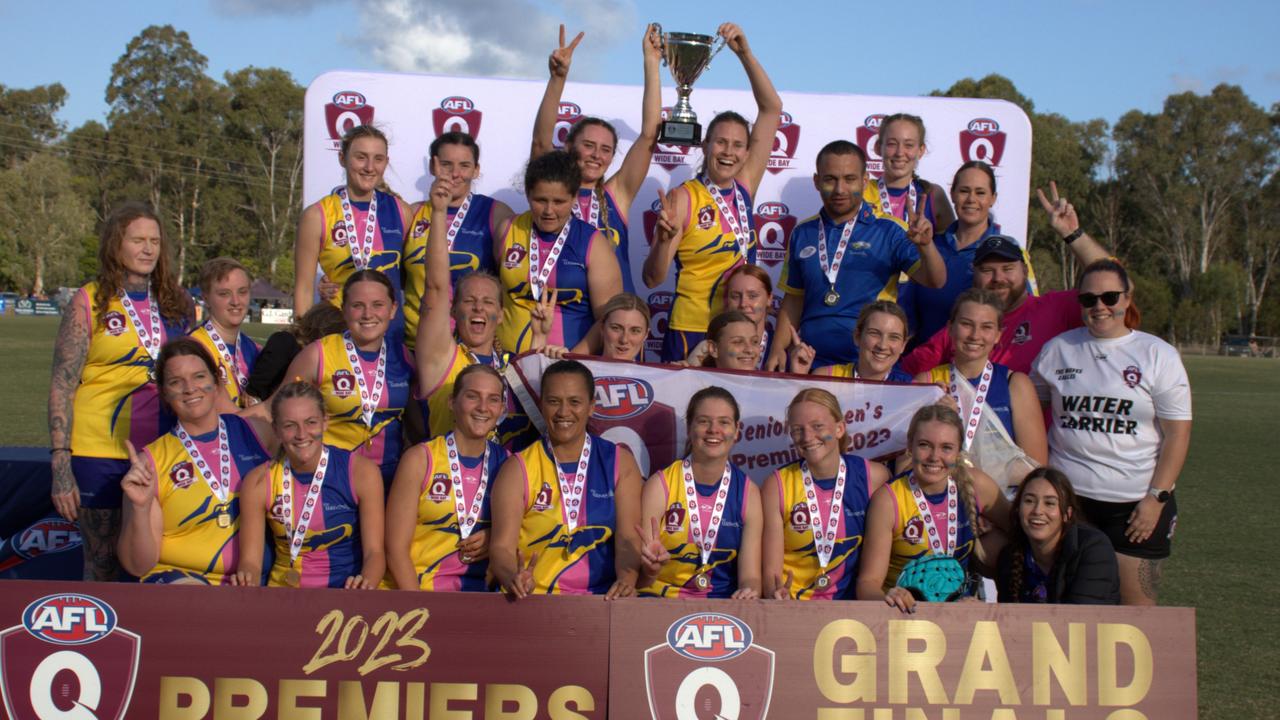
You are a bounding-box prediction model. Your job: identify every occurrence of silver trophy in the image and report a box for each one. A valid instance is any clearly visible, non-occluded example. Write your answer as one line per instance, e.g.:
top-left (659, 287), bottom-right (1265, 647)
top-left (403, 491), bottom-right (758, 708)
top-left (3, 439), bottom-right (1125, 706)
top-left (654, 24), bottom-right (725, 146)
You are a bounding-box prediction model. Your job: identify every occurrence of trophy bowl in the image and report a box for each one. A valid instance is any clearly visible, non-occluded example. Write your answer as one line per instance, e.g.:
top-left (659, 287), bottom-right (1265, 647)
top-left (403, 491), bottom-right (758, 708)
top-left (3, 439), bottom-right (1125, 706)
top-left (655, 24), bottom-right (724, 146)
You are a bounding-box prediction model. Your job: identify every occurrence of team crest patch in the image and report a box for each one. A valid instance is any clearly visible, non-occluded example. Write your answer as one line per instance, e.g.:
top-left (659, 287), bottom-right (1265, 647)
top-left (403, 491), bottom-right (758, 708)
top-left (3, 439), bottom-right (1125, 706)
top-left (103, 311), bottom-right (127, 336)
top-left (532, 482), bottom-right (553, 512)
top-left (1122, 365), bottom-right (1142, 389)
top-left (904, 516), bottom-right (926, 545)
top-left (330, 224), bottom-right (349, 248)
top-left (696, 205), bottom-right (715, 230)
top-left (428, 472), bottom-right (449, 503)
top-left (1011, 321), bottom-right (1031, 345)
top-left (503, 243), bottom-right (527, 270)
top-left (412, 218), bottom-right (429, 239)
top-left (788, 502), bottom-right (811, 533)
top-left (332, 369), bottom-right (356, 398)
top-left (664, 501), bottom-right (686, 534)
top-left (170, 461), bottom-right (196, 489)
top-left (798, 245), bottom-right (817, 259)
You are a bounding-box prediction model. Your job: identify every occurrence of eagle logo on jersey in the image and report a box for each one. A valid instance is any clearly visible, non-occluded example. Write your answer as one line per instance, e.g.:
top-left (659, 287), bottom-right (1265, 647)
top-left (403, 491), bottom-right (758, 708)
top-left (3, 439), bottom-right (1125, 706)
top-left (532, 482), bottom-right (553, 512)
top-left (1123, 365), bottom-right (1142, 389)
top-left (696, 205), bottom-right (715, 230)
top-left (170, 461), bottom-right (196, 490)
top-left (503, 243), bottom-right (527, 270)
top-left (788, 501), bottom-right (811, 533)
top-left (664, 501), bottom-right (686, 534)
top-left (428, 472), bottom-right (449, 503)
top-left (103, 311), bottom-right (127, 336)
top-left (332, 369), bottom-right (355, 399)
top-left (904, 515), bottom-right (926, 545)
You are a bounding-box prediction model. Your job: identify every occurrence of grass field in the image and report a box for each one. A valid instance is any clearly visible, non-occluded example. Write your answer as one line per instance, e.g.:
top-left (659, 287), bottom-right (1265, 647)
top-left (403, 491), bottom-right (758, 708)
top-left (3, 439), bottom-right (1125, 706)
top-left (2, 315), bottom-right (1276, 717)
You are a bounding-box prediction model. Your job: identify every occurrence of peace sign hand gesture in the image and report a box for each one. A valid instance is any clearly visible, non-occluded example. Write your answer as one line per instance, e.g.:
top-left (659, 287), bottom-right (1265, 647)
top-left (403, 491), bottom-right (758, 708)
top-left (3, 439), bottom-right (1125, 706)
top-left (771, 569), bottom-right (795, 600)
top-left (906, 200), bottom-right (934, 248)
top-left (1036, 180), bottom-right (1080, 239)
top-left (549, 24), bottom-right (584, 78)
top-left (503, 548), bottom-right (539, 599)
top-left (635, 516), bottom-right (671, 578)
top-left (120, 440), bottom-right (156, 509)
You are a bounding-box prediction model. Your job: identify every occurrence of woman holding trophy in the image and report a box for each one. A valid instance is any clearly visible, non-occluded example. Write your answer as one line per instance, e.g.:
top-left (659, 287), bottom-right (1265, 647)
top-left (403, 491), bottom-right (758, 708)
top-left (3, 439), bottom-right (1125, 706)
top-left (643, 23), bottom-right (783, 363)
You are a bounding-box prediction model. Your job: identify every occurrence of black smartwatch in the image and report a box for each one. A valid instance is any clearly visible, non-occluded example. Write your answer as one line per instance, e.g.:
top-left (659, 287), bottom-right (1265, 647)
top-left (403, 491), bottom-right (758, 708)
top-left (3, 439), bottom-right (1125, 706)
top-left (1146, 487), bottom-right (1173, 503)
top-left (1062, 228), bottom-right (1084, 245)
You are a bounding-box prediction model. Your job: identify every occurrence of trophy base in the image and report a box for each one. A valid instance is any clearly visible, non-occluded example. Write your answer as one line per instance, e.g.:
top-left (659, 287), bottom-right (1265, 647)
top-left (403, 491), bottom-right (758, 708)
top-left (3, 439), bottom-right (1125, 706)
top-left (658, 120), bottom-right (701, 147)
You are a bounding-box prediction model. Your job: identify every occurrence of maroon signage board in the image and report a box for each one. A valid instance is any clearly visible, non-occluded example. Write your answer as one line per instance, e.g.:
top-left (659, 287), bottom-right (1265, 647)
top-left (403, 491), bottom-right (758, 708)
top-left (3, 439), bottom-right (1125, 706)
top-left (609, 599), bottom-right (1197, 720)
top-left (0, 580), bottom-right (609, 719)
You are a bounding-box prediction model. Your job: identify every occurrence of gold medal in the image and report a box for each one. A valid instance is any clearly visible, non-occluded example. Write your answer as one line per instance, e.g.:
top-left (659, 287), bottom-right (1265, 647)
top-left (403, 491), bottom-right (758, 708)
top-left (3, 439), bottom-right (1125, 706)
top-left (816, 572), bottom-right (831, 590)
top-left (694, 572), bottom-right (710, 590)
top-left (284, 569), bottom-right (301, 587)
top-left (823, 288), bottom-right (840, 306)
top-left (215, 512), bottom-right (231, 529)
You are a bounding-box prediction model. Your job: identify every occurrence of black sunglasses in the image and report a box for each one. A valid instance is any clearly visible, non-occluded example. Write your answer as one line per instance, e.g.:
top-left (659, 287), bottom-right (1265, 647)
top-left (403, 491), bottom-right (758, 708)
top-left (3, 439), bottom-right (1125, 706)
top-left (1077, 291), bottom-right (1125, 308)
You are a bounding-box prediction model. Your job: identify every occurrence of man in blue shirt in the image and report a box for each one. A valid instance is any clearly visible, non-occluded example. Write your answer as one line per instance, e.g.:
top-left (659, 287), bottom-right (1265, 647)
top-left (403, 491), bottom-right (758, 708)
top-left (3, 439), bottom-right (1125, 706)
top-left (766, 141), bottom-right (945, 370)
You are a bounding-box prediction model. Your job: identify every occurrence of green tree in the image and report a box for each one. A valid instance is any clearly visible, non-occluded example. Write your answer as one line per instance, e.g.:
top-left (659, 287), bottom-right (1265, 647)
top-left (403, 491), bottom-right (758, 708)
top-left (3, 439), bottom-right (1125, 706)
top-left (0, 83), bottom-right (67, 166)
top-left (0, 153), bottom-right (94, 294)
top-left (223, 67), bottom-right (305, 285)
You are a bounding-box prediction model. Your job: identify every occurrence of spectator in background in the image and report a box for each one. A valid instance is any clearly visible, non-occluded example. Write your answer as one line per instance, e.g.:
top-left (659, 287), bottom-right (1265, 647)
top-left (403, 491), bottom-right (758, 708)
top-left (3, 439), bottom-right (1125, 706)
top-left (245, 303), bottom-right (345, 401)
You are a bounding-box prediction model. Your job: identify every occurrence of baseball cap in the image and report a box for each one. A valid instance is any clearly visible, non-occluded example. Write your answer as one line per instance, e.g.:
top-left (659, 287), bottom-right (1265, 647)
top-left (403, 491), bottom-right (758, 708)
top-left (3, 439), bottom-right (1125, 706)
top-left (973, 234), bottom-right (1025, 265)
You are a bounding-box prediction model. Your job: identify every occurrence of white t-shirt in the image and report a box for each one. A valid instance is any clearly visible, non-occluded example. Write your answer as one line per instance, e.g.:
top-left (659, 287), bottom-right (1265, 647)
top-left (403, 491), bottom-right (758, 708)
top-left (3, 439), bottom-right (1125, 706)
top-left (1032, 328), bottom-right (1192, 502)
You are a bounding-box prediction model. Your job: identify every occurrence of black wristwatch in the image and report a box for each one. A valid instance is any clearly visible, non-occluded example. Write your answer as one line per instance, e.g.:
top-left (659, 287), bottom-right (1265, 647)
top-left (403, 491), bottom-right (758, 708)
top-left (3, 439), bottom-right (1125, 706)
top-left (1062, 228), bottom-right (1084, 245)
top-left (1146, 487), bottom-right (1173, 503)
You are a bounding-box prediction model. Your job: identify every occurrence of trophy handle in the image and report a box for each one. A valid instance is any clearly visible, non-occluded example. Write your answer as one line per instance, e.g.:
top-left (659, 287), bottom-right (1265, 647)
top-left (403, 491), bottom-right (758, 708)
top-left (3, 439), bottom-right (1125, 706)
top-left (651, 23), bottom-right (667, 66)
top-left (708, 32), bottom-right (726, 62)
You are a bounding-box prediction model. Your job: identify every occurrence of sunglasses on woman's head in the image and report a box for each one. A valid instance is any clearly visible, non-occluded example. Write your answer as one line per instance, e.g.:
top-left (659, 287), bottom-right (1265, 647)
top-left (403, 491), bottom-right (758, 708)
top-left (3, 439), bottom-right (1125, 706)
top-left (1077, 291), bottom-right (1124, 308)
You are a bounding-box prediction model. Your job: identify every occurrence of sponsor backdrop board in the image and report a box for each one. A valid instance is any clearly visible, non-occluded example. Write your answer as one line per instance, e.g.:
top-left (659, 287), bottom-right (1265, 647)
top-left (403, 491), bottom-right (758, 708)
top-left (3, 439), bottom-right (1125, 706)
top-left (304, 72), bottom-right (1032, 360)
top-left (505, 352), bottom-right (944, 478)
top-left (0, 581), bottom-right (609, 719)
top-left (609, 600), bottom-right (1198, 720)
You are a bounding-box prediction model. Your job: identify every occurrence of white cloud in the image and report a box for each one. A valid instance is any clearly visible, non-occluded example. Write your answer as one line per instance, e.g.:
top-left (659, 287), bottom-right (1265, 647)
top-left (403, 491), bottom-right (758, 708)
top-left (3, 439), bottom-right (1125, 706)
top-left (355, 0), bottom-right (636, 78)
top-left (210, 0), bottom-right (340, 15)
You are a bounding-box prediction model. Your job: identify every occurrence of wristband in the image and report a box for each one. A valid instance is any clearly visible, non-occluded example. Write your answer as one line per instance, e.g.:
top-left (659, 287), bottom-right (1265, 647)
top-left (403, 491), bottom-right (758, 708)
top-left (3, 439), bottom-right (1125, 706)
top-left (1062, 228), bottom-right (1084, 245)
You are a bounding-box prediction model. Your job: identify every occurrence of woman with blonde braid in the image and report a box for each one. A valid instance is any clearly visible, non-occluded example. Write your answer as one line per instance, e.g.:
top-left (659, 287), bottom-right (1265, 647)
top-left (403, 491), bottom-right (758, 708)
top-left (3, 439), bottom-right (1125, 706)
top-left (856, 404), bottom-right (1009, 613)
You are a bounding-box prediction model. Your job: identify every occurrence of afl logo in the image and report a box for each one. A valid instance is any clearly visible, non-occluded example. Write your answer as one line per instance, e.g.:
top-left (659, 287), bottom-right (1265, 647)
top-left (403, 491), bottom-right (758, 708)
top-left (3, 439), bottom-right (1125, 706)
top-left (12, 519), bottom-right (81, 561)
top-left (767, 111), bottom-right (800, 175)
top-left (103, 310), bottom-right (127, 336)
top-left (960, 117), bottom-right (1007, 166)
top-left (434, 96), bottom-right (484, 139)
top-left (170, 461), bottom-right (196, 489)
top-left (1123, 365), bottom-right (1142, 389)
top-left (789, 502), bottom-right (811, 532)
top-left (428, 472), bottom-right (449, 502)
top-left (593, 376), bottom-right (654, 420)
top-left (904, 515), bottom-right (926, 545)
top-left (324, 90), bottom-right (375, 144)
top-left (553, 102), bottom-right (584, 149)
top-left (755, 202), bottom-right (794, 268)
top-left (503, 242), bottom-right (527, 270)
top-left (22, 594), bottom-right (117, 646)
top-left (332, 369), bottom-right (356, 398)
top-left (665, 613), bottom-right (753, 662)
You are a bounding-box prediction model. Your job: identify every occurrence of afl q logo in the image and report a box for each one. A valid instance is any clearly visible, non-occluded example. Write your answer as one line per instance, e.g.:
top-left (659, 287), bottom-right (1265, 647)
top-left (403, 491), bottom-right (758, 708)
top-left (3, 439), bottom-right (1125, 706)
top-left (332, 369), bottom-right (356, 398)
top-left (103, 311), bottom-right (126, 337)
top-left (753, 202), bottom-right (794, 268)
top-left (592, 377), bottom-right (655, 420)
top-left (855, 113), bottom-right (886, 178)
top-left (0, 594), bottom-right (141, 720)
top-left (645, 612), bottom-right (775, 720)
top-left (959, 117), bottom-right (1007, 166)
top-left (766, 111), bottom-right (800, 174)
top-left (433, 96), bottom-right (484, 139)
top-left (553, 101), bottom-right (584, 149)
top-left (324, 90), bottom-right (375, 146)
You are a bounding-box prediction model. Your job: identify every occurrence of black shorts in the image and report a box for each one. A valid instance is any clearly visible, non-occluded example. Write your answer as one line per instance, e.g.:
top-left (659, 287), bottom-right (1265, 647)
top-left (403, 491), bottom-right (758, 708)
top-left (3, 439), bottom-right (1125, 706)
top-left (1078, 494), bottom-right (1177, 560)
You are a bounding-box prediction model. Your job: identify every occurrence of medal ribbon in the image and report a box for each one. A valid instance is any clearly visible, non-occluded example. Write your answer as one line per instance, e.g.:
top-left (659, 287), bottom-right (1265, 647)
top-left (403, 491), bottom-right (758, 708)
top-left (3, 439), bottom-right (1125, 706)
top-left (527, 220), bottom-right (574, 301)
top-left (681, 459), bottom-right (733, 567)
top-left (701, 177), bottom-right (751, 261)
top-left (444, 192), bottom-right (474, 250)
top-left (175, 418), bottom-right (231, 504)
top-left (800, 458), bottom-right (846, 571)
top-left (445, 432), bottom-right (491, 541)
top-left (572, 189), bottom-right (601, 228)
top-left (816, 214), bottom-right (858, 287)
top-left (909, 474), bottom-right (958, 556)
top-left (949, 361), bottom-right (993, 451)
top-left (548, 436), bottom-right (592, 533)
top-left (282, 446), bottom-right (330, 564)
top-left (336, 186), bottom-right (379, 270)
top-left (118, 287), bottom-right (162, 364)
top-left (877, 180), bottom-right (918, 221)
top-left (342, 331), bottom-right (387, 428)
top-left (204, 321), bottom-right (247, 394)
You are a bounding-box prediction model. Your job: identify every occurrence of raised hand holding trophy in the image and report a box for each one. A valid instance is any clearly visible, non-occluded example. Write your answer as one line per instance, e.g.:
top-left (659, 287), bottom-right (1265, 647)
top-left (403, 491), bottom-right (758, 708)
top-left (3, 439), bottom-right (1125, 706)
top-left (654, 24), bottom-right (725, 146)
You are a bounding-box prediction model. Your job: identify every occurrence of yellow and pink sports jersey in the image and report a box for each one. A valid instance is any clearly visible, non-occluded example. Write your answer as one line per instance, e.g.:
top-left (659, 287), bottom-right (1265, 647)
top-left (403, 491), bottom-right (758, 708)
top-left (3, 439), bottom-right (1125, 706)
top-left (314, 333), bottom-right (412, 482)
top-left (669, 179), bottom-right (756, 334)
top-left (882, 476), bottom-right (976, 591)
top-left (497, 213), bottom-right (599, 353)
top-left (189, 323), bottom-right (260, 408)
top-left (315, 189), bottom-right (407, 310)
top-left (265, 446), bottom-right (363, 589)
top-left (773, 455), bottom-right (874, 600)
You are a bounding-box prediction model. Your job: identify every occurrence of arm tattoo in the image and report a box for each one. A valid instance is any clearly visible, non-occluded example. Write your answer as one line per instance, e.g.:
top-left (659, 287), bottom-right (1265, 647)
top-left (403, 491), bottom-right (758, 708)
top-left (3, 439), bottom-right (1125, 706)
top-left (49, 303), bottom-right (89, 494)
top-left (1137, 558), bottom-right (1163, 602)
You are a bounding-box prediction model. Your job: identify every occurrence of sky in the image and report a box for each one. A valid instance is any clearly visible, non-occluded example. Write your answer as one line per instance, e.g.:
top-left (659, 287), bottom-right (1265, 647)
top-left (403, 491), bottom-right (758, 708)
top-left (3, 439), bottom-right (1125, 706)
top-left (1, 0), bottom-right (1277, 132)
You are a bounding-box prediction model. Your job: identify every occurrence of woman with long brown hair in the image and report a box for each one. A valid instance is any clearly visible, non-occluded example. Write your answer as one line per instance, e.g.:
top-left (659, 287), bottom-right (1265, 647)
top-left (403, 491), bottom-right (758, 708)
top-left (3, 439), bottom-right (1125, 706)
top-left (48, 201), bottom-right (192, 580)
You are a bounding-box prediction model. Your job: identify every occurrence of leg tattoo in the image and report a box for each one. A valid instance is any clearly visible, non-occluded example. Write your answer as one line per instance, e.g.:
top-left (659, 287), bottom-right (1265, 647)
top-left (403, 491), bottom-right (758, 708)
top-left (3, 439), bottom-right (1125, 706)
top-left (79, 508), bottom-right (122, 582)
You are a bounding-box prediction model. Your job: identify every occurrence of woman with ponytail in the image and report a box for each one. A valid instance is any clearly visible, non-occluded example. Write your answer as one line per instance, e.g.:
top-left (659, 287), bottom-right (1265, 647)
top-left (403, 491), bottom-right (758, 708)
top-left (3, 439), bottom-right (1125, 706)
top-left (856, 404), bottom-right (1009, 613)
top-left (1031, 258), bottom-right (1190, 606)
top-left (996, 467), bottom-right (1119, 604)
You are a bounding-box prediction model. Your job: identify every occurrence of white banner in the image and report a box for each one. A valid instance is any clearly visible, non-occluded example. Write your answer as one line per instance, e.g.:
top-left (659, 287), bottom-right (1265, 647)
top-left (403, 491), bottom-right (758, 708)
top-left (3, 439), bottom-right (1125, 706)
top-left (260, 308), bottom-right (294, 325)
top-left (305, 71), bottom-right (1033, 360)
top-left (503, 353), bottom-right (944, 479)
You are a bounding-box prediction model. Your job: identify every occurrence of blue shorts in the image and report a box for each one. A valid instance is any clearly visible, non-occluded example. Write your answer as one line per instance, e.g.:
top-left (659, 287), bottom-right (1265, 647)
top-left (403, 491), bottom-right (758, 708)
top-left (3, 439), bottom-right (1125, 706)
top-left (660, 329), bottom-right (705, 363)
top-left (71, 456), bottom-right (129, 509)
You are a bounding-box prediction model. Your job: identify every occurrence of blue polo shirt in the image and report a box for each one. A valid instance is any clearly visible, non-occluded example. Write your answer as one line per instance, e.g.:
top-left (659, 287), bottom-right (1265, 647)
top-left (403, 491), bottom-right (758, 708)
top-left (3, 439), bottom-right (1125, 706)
top-left (779, 202), bottom-right (921, 366)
